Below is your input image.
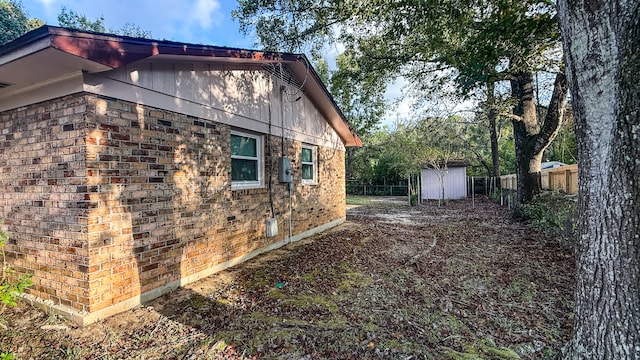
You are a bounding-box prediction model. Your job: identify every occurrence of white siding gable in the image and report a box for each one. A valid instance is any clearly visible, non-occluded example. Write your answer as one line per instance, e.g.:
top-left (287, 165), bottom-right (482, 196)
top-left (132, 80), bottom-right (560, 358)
top-left (90, 61), bottom-right (344, 150)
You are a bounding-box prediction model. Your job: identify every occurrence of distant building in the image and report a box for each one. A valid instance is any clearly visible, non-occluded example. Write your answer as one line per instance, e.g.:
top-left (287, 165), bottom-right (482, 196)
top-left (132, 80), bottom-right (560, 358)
top-left (541, 161), bottom-right (567, 169)
top-left (421, 161), bottom-right (468, 200)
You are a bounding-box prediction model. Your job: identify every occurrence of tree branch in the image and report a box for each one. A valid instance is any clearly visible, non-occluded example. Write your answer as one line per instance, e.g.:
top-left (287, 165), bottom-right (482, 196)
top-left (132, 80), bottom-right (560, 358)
top-left (500, 112), bottom-right (524, 122)
top-left (534, 72), bottom-right (568, 154)
top-left (473, 150), bottom-right (492, 176)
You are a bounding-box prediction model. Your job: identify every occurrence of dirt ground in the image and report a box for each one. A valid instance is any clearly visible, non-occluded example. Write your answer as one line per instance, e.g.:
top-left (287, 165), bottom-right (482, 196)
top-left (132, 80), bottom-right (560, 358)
top-left (1, 196), bottom-right (575, 359)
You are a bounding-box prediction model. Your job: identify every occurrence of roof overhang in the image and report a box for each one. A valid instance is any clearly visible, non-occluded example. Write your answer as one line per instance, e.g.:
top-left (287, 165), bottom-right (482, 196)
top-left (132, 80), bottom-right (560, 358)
top-left (0, 26), bottom-right (361, 147)
top-left (422, 160), bottom-right (471, 169)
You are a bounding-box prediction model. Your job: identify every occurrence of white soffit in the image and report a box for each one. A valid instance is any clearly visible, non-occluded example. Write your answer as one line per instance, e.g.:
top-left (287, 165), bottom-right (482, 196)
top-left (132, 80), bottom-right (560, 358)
top-left (0, 47), bottom-right (111, 94)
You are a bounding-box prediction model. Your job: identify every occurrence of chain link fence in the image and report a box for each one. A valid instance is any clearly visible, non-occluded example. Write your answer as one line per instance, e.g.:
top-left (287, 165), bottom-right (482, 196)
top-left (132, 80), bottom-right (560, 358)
top-left (346, 180), bottom-right (409, 196)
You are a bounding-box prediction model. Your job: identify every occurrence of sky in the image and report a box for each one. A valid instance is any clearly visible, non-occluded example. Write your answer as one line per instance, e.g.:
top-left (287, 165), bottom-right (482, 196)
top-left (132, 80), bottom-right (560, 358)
top-left (21, 0), bottom-right (254, 48)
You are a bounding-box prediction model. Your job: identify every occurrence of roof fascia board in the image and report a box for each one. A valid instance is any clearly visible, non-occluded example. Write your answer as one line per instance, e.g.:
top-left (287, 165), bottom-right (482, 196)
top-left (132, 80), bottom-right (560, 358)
top-left (0, 25), bottom-right (53, 57)
top-left (45, 26), bottom-right (299, 68)
top-left (0, 37), bottom-right (51, 67)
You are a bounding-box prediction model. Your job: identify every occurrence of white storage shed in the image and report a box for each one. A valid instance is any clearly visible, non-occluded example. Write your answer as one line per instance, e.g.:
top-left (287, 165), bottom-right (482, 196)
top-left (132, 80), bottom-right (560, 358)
top-left (421, 163), bottom-right (468, 200)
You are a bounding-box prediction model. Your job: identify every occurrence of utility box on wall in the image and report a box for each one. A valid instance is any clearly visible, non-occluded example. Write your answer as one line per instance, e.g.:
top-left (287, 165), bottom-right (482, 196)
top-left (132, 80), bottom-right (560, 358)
top-left (265, 218), bottom-right (278, 237)
top-left (278, 157), bottom-right (292, 183)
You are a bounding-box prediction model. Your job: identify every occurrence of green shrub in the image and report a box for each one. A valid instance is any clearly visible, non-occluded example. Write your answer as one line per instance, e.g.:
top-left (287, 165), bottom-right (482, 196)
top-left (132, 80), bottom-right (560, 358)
top-left (521, 192), bottom-right (577, 242)
top-left (491, 190), bottom-right (500, 203)
top-left (1, 222), bottom-right (33, 315)
top-left (0, 223), bottom-right (32, 360)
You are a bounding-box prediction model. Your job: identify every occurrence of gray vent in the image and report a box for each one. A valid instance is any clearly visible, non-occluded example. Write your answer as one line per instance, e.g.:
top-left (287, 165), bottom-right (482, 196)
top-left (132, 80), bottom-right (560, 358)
top-left (0, 82), bottom-right (11, 89)
top-left (261, 63), bottom-right (301, 88)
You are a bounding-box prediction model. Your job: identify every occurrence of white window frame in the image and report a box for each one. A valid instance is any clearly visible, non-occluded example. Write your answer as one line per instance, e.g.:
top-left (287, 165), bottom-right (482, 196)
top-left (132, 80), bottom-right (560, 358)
top-left (231, 130), bottom-right (264, 189)
top-left (301, 144), bottom-right (318, 185)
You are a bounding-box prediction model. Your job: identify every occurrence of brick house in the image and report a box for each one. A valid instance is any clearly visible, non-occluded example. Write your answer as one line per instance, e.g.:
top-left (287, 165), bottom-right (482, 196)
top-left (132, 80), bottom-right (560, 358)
top-left (0, 26), bottom-right (360, 325)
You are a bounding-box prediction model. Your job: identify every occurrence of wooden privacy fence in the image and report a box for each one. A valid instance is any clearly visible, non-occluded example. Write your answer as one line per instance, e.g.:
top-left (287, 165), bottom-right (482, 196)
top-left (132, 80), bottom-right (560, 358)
top-left (501, 164), bottom-right (578, 194)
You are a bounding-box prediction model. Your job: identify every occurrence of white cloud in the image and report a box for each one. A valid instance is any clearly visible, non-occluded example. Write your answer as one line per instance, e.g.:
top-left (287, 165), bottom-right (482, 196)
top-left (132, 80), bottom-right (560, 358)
top-left (382, 77), bottom-right (414, 127)
top-left (192, 0), bottom-right (222, 29)
top-left (384, 77), bottom-right (408, 100)
top-left (32, 0), bottom-right (62, 19)
top-left (34, 0), bottom-right (57, 6)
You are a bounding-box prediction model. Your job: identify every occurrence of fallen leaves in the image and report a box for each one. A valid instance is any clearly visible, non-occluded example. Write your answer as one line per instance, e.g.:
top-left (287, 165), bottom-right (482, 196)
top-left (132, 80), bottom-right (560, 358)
top-left (1, 196), bottom-right (574, 359)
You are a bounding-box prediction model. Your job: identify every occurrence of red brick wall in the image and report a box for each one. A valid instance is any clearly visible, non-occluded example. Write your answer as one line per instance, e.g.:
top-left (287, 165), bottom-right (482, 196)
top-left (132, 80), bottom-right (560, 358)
top-left (1, 93), bottom-right (346, 316)
top-left (0, 94), bottom-right (90, 311)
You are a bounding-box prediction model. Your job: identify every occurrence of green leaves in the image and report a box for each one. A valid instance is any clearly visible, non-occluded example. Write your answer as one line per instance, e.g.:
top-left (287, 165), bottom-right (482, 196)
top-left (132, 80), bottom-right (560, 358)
top-left (234, 0), bottom-right (340, 53)
top-left (1, 223), bottom-right (34, 314)
top-left (0, 232), bottom-right (30, 360)
top-left (0, 225), bottom-right (6, 248)
top-left (0, 0), bottom-right (30, 46)
top-left (0, 1), bottom-right (150, 47)
top-left (352, 116), bottom-right (475, 182)
top-left (234, 0), bottom-right (566, 191)
top-left (57, 7), bottom-right (151, 37)
top-left (234, 0), bottom-right (562, 97)
top-left (328, 51), bottom-right (387, 136)
top-left (0, 272), bottom-right (33, 308)
top-left (58, 6), bottom-right (106, 32)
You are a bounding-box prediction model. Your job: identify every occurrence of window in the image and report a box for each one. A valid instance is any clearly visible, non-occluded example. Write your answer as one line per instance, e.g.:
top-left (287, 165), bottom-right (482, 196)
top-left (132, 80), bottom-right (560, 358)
top-left (231, 131), bottom-right (263, 188)
top-left (301, 145), bottom-right (317, 185)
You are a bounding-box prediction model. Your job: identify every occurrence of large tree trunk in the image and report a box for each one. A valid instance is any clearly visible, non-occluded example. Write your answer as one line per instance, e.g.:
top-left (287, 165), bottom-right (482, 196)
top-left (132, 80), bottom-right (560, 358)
top-left (558, 0), bottom-right (640, 358)
top-left (510, 70), bottom-right (568, 205)
top-left (511, 71), bottom-right (543, 204)
top-left (487, 81), bottom-right (501, 178)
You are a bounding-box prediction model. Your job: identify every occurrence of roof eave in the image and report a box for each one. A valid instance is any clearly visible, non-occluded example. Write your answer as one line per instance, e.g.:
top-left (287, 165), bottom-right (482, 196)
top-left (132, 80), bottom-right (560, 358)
top-left (0, 26), bottom-right (361, 146)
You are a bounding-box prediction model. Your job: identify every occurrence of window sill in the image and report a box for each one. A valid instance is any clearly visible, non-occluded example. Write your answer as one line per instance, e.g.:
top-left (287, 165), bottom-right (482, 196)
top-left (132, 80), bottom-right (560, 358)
top-left (231, 183), bottom-right (265, 191)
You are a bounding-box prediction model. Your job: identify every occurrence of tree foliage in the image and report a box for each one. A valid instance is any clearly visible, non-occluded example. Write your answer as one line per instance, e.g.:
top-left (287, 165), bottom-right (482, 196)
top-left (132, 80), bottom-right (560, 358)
top-left (0, 0), bottom-right (43, 46)
top-left (329, 51), bottom-right (385, 137)
top-left (351, 116), bottom-right (479, 184)
top-left (472, 105), bottom-right (516, 176)
top-left (57, 7), bottom-right (151, 38)
top-left (235, 0), bottom-right (559, 93)
top-left (235, 0), bottom-right (568, 204)
top-left (0, 2), bottom-right (150, 47)
top-left (0, 0), bottom-right (27, 46)
top-left (543, 109), bottom-right (577, 164)
top-left (57, 6), bottom-right (106, 32)
top-left (313, 51), bottom-right (387, 180)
